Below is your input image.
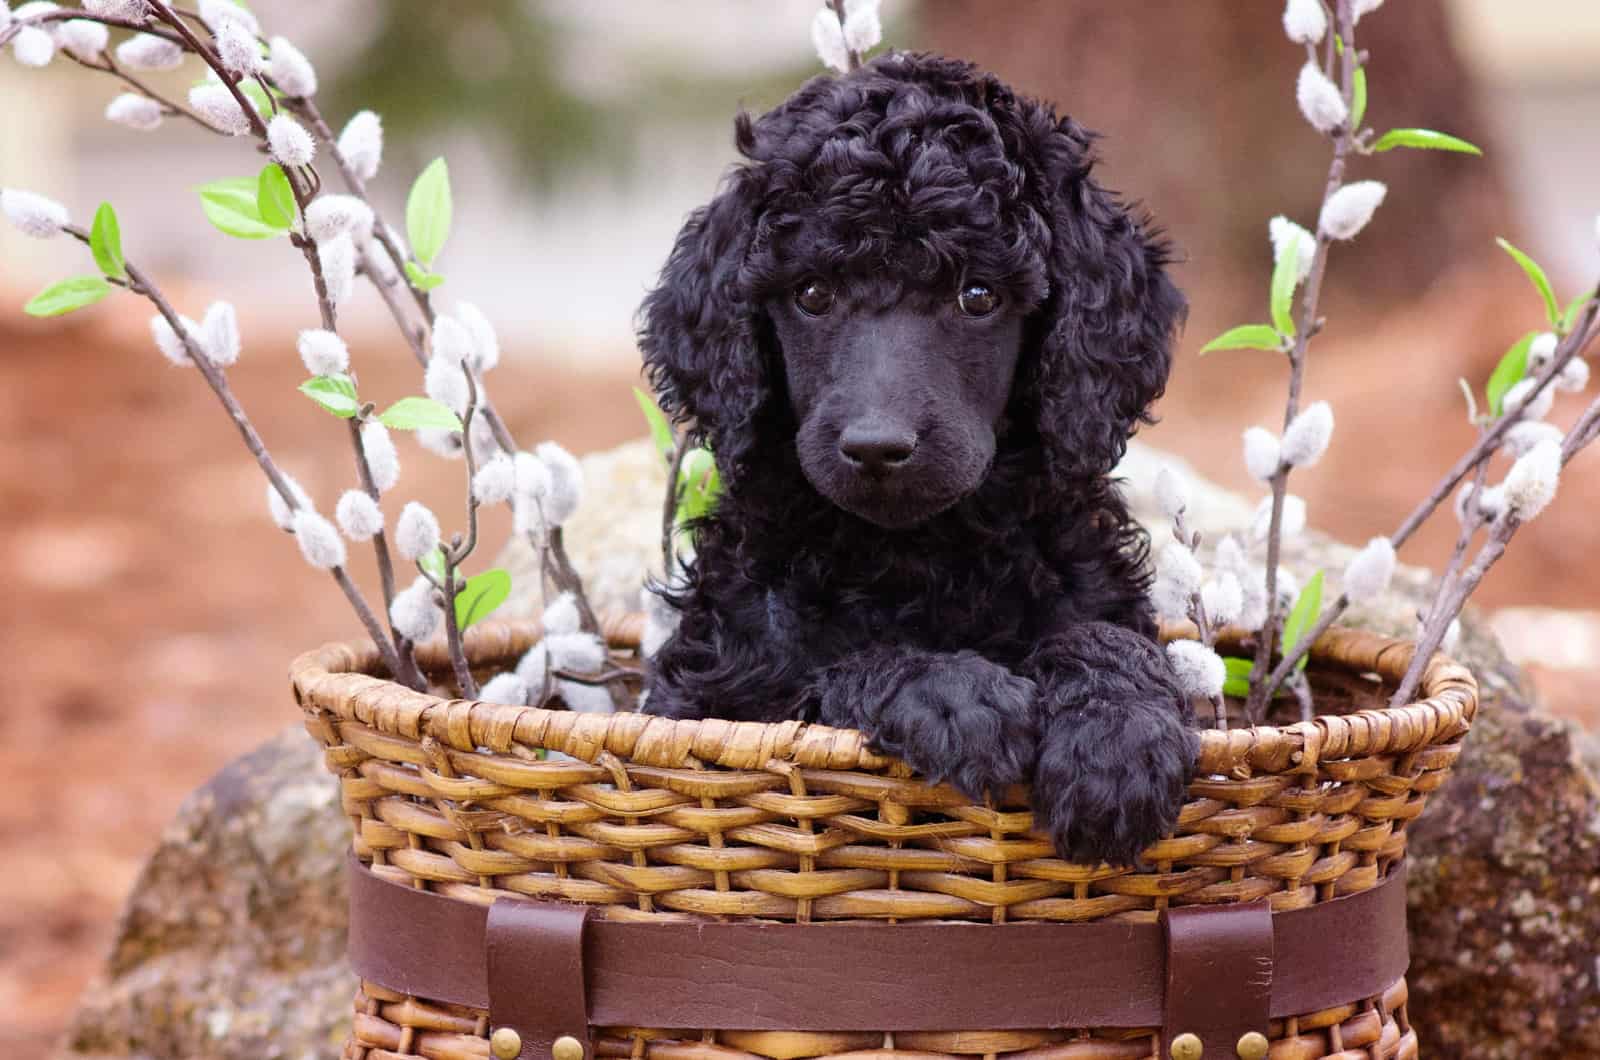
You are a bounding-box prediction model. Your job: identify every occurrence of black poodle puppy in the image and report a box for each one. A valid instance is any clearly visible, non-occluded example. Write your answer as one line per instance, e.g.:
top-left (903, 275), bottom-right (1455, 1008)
top-left (636, 52), bottom-right (1196, 866)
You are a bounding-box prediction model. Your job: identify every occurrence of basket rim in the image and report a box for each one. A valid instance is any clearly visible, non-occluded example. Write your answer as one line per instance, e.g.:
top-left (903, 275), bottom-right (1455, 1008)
top-left (290, 617), bottom-right (1477, 779)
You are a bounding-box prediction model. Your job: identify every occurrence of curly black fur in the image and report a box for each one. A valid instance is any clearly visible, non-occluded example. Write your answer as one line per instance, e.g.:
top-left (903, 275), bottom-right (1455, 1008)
top-left (636, 52), bottom-right (1197, 866)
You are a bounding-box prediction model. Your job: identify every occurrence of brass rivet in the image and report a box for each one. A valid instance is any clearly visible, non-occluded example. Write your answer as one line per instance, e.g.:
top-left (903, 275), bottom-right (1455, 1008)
top-left (1236, 1030), bottom-right (1269, 1059)
top-left (552, 1034), bottom-right (585, 1060)
top-left (490, 1027), bottom-right (522, 1060)
top-left (1170, 1032), bottom-right (1204, 1060)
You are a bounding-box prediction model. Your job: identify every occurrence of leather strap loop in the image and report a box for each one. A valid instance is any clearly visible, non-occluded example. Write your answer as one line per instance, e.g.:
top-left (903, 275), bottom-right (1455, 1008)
top-left (488, 898), bottom-right (593, 1060)
top-left (348, 854), bottom-right (1408, 1036)
top-left (1162, 899), bottom-right (1273, 1059)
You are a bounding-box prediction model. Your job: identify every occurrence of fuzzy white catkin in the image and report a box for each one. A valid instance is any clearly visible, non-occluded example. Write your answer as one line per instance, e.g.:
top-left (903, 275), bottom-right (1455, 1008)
top-left (424, 353), bottom-right (470, 417)
top-left (536, 441), bottom-right (583, 527)
top-left (547, 632), bottom-right (607, 674)
top-left (1282, 0), bottom-right (1326, 44)
top-left (640, 586), bottom-right (680, 658)
top-left (200, 301), bottom-right (240, 367)
top-left (1502, 420), bottom-right (1563, 458)
top-left (430, 314), bottom-right (475, 365)
top-left (842, 0), bottom-right (881, 53)
top-left (12, 25), bottom-right (55, 66)
top-left (418, 427), bottom-right (464, 461)
top-left (362, 237), bottom-right (397, 283)
top-left (1296, 61), bottom-right (1347, 135)
top-left (1252, 494), bottom-right (1307, 542)
top-left (395, 501), bottom-right (440, 560)
top-left (1503, 439), bottom-right (1561, 521)
top-left (1214, 534), bottom-right (1248, 577)
top-left (85, 0), bottom-right (147, 20)
top-left (214, 16), bottom-right (259, 76)
top-left (558, 679), bottom-right (615, 715)
top-left (514, 641), bottom-right (550, 689)
top-left (477, 673), bottom-right (528, 707)
top-left (360, 421), bottom-right (400, 493)
top-left (335, 489), bottom-right (383, 540)
top-left (455, 301), bottom-right (501, 373)
top-left (338, 110), bottom-right (383, 182)
top-left (1455, 481), bottom-right (1504, 525)
top-left (149, 313), bottom-right (200, 366)
top-left (266, 473), bottom-right (311, 530)
top-left (1200, 571), bottom-right (1244, 628)
top-left (1, 188), bottom-right (68, 238)
top-left (1280, 401), bottom-right (1333, 467)
top-left (1441, 617), bottom-right (1462, 655)
top-left (1319, 181), bottom-right (1387, 241)
top-left (1352, 0), bottom-right (1384, 20)
top-left (1269, 216), bottom-right (1315, 284)
top-left (267, 113), bottom-right (314, 167)
top-left (58, 19), bottom-right (109, 60)
top-left (321, 233), bottom-right (356, 306)
top-left (1556, 357), bottom-right (1589, 393)
top-left (512, 451), bottom-right (552, 526)
top-left (198, 0), bottom-right (257, 34)
top-left (472, 453), bottom-right (516, 505)
top-left (106, 93), bottom-right (162, 131)
top-left (0, 2), bottom-right (11, 30)
top-left (811, 6), bottom-right (849, 73)
top-left (297, 329), bottom-right (348, 376)
top-left (1151, 541), bottom-right (1203, 620)
top-left (541, 592), bottom-right (581, 637)
top-left (1242, 426), bottom-right (1281, 482)
top-left (188, 83), bottom-right (250, 135)
top-left (303, 194), bottom-right (372, 244)
top-left (1238, 573), bottom-right (1269, 632)
top-left (1167, 640), bottom-right (1227, 699)
top-left (390, 576), bottom-right (441, 643)
top-left (291, 509), bottom-right (346, 569)
top-left (116, 32), bottom-right (181, 70)
top-left (1527, 331), bottom-right (1559, 371)
top-left (1501, 378), bottom-right (1554, 421)
top-left (1154, 465), bottom-right (1190, 520)
top-left (1343, 537), bottom-right (1396, 603)
top-left (268, 36), bottom-right (316, 97)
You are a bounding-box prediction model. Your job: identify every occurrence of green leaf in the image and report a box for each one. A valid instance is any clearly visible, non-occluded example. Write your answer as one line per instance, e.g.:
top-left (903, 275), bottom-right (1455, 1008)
top-left (455, 568), bottom-right (512, 631)
top-left (403, 260), bottom-right (446, 292)
top-left (1222, 656), bottom-right (1254, 699)
top-left (405, 157), bottom-right (452, 267)
top-left (419, 545), bottom-right (447, 583)
top-left (1495, 238), bottom-right (1561, 325)
top-left (89, 202), bottom-right (126, 279)
top-left (1559, 287), bottom-right (1595, 336)
top-left (1281, 570), bottom-right (1325, 673)
top-left (632, 387), bottom-right (676, 460)
top-left (378, 396), bottom-right (463, 431)
top-left (237, 79), bottom-right (270, 117)
top-left (257, 163), bottom-right (297, 230)
top-left (1350, 67), bottom-right (1368, 131)
top-left (1485, 332), bottom-right (1536, 418)
top-left (676, 446), bottom-right (722, 523)
top-left (1371, 128), bottom-right (1482, 156)
top-left (299, 374), bottom-right (360, 418)
top-left (197, 177), bottom-right (285, 239)
top-left (1199, 324), bottom-right (1284, 355)
top-left (24, 275), bottom-right (112, 317)
top-left (1269, 231), bottom-right (1302, 339)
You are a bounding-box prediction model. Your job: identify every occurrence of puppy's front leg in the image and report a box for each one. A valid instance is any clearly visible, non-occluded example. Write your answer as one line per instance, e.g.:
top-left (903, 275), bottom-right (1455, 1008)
top-left (1021, 623), bottom-right (1197, 866)
top-left (806, 646), bottom-right (1037, 801)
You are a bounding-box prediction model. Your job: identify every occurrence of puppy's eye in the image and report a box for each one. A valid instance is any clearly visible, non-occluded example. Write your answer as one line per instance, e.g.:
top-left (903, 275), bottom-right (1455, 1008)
top-left (958, 283), bottom-right (1000, 317)
top-left (795, 279), bottom-right (835, 317)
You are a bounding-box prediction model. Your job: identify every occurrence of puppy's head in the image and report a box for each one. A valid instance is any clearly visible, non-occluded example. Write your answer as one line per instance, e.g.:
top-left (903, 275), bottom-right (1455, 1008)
top-left (639, 53), bottom-right (1184, 528)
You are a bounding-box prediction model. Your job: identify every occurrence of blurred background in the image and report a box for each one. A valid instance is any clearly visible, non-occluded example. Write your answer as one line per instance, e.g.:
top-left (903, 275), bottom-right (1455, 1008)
top-left (1, 1), bottom-right (1598, 1052)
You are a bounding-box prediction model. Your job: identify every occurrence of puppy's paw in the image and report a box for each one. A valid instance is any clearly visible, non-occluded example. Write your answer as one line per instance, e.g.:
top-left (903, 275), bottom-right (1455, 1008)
top-left (1031, 697), bottom-right (1196, 866)
top-left (862, 652), bottom-right (1038, 801)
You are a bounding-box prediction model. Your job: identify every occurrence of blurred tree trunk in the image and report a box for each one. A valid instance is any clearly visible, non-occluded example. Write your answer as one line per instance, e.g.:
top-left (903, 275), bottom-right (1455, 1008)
top-left (914, 0), bottom-right (1514, 318)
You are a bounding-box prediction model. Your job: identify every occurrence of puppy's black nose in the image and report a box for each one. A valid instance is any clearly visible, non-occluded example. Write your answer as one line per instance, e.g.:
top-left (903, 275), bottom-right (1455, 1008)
top-left (839, 421), bottom-right (918, 476)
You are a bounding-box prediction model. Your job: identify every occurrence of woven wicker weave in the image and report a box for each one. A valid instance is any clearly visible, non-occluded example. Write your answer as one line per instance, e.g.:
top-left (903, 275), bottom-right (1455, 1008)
top-left (291, 618), bottom-right (1477, 1060)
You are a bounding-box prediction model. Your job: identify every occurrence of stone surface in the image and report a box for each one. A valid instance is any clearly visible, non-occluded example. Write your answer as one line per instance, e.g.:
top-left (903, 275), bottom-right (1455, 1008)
top-left (65, 440), bottom-right (1599, 1058)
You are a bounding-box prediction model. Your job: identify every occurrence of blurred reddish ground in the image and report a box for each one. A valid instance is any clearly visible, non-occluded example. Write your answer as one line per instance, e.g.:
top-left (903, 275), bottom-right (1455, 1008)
top-left (1, 264), bottom-right (1595, 1054)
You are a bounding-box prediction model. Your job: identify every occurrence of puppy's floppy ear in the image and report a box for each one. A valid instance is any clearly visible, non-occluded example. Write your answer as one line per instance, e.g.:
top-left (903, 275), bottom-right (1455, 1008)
top-left (638, 126), bottom-right (772, 479)
top-left (1004, 101), bottom-right (1186, 481)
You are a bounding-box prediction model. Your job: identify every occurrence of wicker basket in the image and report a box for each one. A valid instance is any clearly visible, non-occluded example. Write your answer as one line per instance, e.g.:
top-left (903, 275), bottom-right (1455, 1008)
top-left (291, 618), bottom-right (1477, 1060)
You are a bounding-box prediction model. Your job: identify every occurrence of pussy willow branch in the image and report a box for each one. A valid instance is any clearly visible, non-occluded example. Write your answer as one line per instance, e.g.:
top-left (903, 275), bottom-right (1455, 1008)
top-left (62, 49), bottom-right (211, 129)
top-left (437, 371), bottom-right (484, 699)
top-left (146, 1), bottom-right (270, 140)
top-left (1265, 293), bottom-right (1600, 693)
top-left (826, 0), bottom-right (862, 70)
top-left (0, 8), bottom-right (184, 47)
top-left (1247, 0), bottom-right (1358, 720)
top-left (660, 436), bottom-right (689, 580)
top-left (57, 224), bottom-right (408, 681)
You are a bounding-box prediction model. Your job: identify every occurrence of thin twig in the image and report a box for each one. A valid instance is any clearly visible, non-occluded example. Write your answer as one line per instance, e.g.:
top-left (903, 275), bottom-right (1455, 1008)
top-left (826, 0), bottom-right (862, 70)
top-left (660, 437), bottom-right (688, 579)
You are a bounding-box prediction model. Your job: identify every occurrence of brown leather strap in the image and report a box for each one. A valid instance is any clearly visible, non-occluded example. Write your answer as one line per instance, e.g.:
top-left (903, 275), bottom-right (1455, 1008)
top-left (349, 854), bottom-right (1407, 1037)
top-left (1163, 899), bottom-right (1273, 1059)
top-left (489, 898), bottom-right (593, 1060)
